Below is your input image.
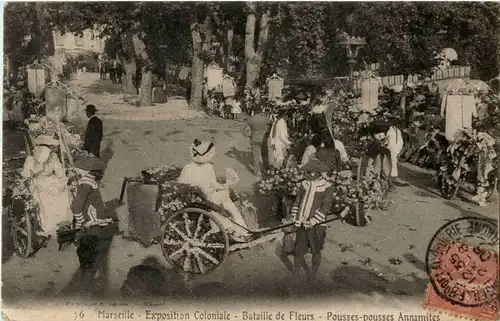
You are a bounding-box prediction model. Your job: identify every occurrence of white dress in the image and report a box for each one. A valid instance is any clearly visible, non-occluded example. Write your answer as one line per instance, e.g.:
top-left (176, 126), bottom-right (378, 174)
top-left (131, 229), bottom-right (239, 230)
top-left (268, 118), bottom-right (291, 168)
top-left (299, 145), bottom-right (317, 167)
top-left (22, 153), bottom-right (72, 234)
top-left (177, 162), bottom-right (249, 235)
top-left (386, 126), bottom-right (404, 177)
top-left (333, 139), bottom-right (349, 163)
top-left (231, 101), bottom-right (242, 114)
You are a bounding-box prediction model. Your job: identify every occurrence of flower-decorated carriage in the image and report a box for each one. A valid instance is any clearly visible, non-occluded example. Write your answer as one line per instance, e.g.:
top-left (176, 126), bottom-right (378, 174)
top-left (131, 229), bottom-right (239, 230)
top-left (3, 115), bottom-right (83, 258)
top-left (437, 130), bottom-right (498, 204)
top-left (117, 164), bottom-right (348, 277)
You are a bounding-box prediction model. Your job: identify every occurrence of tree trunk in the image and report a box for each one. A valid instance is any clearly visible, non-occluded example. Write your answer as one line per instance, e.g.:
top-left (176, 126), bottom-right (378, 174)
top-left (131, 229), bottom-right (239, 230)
top-left (497, 5), bottom-right (500, 81)
top-left (139, 68), bottom-right (153, 106)
top-left (245, 3), bottom-right (271, 90)
top-left (400, 74), bottom-right (409, 123)
top-left (119, 34), bottom-right (137, 94)
top-left (5, 55), bottom-right (12, 87)
top-left (121, 57), bottom-right (137, 94)
top-left (226, 27), bottom-right (234, 72)
top-left (132, 33), bottom-right (153, 106)
top-left (189, 22), bottom-right (205, 111)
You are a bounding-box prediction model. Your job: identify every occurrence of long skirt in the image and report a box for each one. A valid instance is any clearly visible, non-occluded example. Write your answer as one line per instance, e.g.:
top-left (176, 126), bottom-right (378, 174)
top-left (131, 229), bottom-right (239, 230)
top-left (32, 175), bottom-right (72, 234)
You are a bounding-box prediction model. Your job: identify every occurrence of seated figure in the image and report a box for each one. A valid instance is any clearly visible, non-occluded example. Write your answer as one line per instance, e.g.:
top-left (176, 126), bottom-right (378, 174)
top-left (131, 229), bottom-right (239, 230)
top-left (177, 139), bottom-right (251, 242)
top-left (21, 144), bottom-right (72, 236)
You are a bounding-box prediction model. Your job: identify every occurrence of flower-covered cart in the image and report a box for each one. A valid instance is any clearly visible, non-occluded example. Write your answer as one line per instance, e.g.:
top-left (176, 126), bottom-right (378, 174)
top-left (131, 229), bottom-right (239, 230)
top-left (3, 115), bottom-right (83, 258)
top-left (117, 165), bottom-right (346, 277)
top-left (437, 130), bottom-right (498, 204)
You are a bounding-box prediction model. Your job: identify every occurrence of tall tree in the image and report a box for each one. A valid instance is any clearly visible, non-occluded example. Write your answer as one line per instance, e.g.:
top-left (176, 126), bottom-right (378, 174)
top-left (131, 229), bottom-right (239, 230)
top-left (437, 2), bottom-right (499, 80)
top-left (4, 3), bottom-right (55, 83)
top-left (245, 3), bottom-right (272, 90)
top-left (353, 3), bottom-right (445, 114)
top-left (49, 2), bottom-right (174, 106)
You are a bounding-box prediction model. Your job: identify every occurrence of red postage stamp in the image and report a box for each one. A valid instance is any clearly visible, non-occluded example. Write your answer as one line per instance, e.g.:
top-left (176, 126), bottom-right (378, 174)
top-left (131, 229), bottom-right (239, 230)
top-left (425, 218), bottom-right (499, 320)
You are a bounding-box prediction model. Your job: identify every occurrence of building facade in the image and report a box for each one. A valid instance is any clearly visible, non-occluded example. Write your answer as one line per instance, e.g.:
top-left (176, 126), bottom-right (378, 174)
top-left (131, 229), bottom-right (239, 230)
top-left (53, 29), bottom-right (105, 53)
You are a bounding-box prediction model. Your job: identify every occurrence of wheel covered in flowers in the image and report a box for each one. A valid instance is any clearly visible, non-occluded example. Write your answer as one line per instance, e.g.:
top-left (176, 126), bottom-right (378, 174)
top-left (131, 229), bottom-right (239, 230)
top-left (436, 173), bottom-right (458, 199)
top-left (161, 207), bottom-right (229, 275)
top-left (7, 197), bottom-right (37, 258)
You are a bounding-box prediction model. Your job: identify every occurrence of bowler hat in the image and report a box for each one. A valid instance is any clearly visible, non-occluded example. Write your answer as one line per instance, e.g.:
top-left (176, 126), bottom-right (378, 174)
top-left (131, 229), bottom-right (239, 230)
top-left (85, 104), bottom-right (98, 112)
top-left (74, 154), bottom-right (106, 171)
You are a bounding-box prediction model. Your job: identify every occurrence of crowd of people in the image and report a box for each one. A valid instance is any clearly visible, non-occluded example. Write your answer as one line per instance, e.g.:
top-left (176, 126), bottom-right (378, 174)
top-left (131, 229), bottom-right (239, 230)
top-left (15, 82), bottom-right (408, 291)
top-left (99, 60), bottom-right (123, 84)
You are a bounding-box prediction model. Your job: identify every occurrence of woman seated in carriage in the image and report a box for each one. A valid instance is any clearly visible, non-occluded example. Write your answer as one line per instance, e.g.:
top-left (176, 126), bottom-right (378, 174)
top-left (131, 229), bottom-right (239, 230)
top-left (177, 139), bottom-right (252, 242)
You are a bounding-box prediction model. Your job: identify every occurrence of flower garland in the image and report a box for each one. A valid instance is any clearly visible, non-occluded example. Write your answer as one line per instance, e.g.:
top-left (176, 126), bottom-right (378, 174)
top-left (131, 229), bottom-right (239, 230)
top-left (258, 159), bottom-right (386, 213)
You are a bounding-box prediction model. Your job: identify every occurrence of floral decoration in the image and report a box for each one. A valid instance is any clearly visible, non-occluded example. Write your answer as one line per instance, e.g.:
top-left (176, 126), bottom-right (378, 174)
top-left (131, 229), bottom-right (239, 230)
top-left (258, 159), bottom-right (386, 215)
top-left (138, 165), bottom-right (255, 221)
top-left (438, 130), bottom-right (497, 203)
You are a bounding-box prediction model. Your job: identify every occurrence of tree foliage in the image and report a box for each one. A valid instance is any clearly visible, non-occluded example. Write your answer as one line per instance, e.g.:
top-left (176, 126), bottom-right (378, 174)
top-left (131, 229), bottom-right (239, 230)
top-left (8, 2), bottom-right (498, 110)
top-left (353, 3), bottom-right (444, 78)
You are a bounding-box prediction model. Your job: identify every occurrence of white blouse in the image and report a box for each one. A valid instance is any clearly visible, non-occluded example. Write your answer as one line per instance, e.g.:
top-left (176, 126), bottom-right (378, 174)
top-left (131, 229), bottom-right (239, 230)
top-left (177, 162), bottom-right (224, 195)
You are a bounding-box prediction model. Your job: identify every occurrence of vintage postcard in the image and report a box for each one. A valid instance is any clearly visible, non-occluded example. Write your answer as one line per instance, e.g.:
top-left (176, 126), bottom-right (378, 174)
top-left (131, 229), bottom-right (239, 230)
top-left (2, 2), bottom-right (499, 321)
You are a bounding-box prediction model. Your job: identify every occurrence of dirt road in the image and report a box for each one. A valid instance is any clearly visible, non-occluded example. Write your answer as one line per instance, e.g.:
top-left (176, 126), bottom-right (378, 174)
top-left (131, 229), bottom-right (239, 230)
top-left (2, 73), bottom-right (497, 307)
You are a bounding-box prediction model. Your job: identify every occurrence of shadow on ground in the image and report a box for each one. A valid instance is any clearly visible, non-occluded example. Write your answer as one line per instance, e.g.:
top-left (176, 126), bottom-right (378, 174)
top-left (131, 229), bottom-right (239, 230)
top-left (85, 79), bottom-right (124, 95)
top-left (444, 201), bottom-right (496, 221)
top-left (398, 163), bottom-right (441, 199)
top-left (225, 147), bottom-right (254, 174)
top-left (57, 199), bottom-right (121, 297)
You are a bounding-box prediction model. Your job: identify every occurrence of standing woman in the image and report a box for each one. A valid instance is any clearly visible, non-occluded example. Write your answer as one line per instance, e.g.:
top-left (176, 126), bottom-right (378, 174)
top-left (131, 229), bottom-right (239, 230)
top-left (152, 75), bottom-right (167, 104)
top-left (268, 108), bottom-right (292, 168)
top-left (385, 116), bottom-right (404, 188)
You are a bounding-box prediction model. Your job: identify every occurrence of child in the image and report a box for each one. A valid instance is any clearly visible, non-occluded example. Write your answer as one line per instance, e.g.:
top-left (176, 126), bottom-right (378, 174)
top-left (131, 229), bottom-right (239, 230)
top-left (290, 149), bottom-right (338, 282)
top-left (230, 96), bottom-right (242, 121)
top-left (71, 155), bottom-right (113, 293)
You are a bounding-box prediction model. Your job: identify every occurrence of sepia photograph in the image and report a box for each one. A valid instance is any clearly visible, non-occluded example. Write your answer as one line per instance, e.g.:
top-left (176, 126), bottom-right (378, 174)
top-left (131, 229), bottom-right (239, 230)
top-left (1, 2), bottom-right (499, 321)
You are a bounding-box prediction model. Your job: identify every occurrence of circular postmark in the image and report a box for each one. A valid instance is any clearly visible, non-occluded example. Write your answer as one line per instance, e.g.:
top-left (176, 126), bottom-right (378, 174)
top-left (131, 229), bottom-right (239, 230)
top-left (426, 217), bottom-right (499, 307)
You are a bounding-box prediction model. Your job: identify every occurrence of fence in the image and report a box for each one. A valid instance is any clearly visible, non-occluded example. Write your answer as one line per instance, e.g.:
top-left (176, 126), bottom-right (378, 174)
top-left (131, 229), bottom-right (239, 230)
top-left (353, 65), bottom-right (471, 91)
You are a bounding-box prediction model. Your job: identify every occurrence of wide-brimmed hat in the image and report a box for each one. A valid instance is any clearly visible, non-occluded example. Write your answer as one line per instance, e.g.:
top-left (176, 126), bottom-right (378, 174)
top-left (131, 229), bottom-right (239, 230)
top-left (300, 158), bottom-right (331, 173)
top-left (190, 139), bottom-right (215, 163)
top-left (301, 147), bottom-right (338, 173)
top-left (74, 154), bottom-right (106, 171)
top-left (369, 119), bottom-right (391, 134)
top-left (34, 135), bottom-right (60, 146)
top-left (33, 146), bottom-right (51, 163)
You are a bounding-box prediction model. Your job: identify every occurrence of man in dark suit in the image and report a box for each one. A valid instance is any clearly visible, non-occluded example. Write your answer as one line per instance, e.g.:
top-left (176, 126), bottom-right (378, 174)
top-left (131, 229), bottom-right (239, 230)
top-left (83, 105), bottom-right (103, 157)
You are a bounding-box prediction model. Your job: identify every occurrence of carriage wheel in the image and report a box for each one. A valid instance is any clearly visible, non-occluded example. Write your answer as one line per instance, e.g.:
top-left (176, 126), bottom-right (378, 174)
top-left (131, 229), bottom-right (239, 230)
top-left (161, 208), bottom-right (229, 275)
top-left (8, 200), bottom-right (35, 258)
top-left (437, 174), bottom-right (458, 200)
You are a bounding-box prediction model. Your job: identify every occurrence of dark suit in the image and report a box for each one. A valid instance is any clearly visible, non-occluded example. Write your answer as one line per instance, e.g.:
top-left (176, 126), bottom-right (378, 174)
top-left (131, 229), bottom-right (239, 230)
top-left (84, 115), bottom-right (103, 157)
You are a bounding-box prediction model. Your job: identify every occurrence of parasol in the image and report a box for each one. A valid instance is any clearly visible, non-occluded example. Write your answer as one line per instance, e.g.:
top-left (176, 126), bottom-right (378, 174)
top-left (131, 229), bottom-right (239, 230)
top-left (323, 101), bottom-right (336, 139)
top-left (440, 48), bottom-right (458, 61)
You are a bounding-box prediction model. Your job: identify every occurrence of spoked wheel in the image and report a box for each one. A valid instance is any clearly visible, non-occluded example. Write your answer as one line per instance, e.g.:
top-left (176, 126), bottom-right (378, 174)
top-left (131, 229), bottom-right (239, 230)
top-left (437, 173), bottom-right (458, 200)
top-left (161, 208), bottom-right (229, 276)
top-left (8, 199), bottom-right (35, 258)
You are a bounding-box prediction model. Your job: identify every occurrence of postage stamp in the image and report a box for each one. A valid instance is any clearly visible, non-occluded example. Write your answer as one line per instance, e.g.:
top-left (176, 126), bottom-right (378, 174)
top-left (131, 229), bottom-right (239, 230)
top-left (425, 217), bottom-right (499, 320)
